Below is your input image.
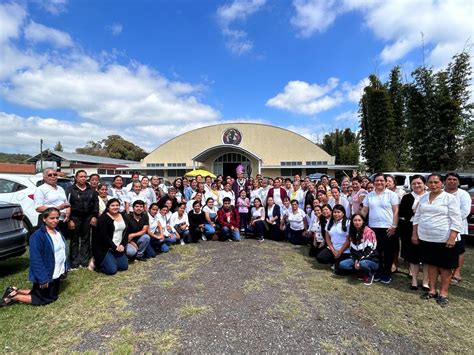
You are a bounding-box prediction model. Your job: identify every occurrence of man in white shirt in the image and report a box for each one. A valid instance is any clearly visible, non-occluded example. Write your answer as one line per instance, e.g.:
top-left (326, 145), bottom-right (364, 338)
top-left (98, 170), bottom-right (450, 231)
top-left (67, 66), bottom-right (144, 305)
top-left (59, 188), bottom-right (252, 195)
top-left (444, 172), bottom-right (471, 282)
top-left (34, 168), bottom-right (70, 228)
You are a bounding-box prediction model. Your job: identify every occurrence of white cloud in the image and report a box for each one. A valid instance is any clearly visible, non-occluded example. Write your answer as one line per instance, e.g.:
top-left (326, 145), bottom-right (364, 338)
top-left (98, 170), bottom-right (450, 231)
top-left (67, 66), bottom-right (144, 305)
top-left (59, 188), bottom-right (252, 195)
top-left (290, 0), bottom-right (473, 67)
top-left (342, 78), bottom-right (369, 103)
top-left (216, 0), bottom-right (266, 55)
top-left (335, 110), bottom-right (358, 122)
top-left (291, 0), bottom-right (339, 37)
top-left (24, 21), bottom-right (73, 47)
top-left (285, 124), bottom-right (331, 143)
top-left (266, 78), bottom-right (343, 115)
top-left (106, 23), bottom-right (123, 36)
top-left (33, 0), bottom-right (68, 15)
top-left (0, 2), bottom-right (27, 44)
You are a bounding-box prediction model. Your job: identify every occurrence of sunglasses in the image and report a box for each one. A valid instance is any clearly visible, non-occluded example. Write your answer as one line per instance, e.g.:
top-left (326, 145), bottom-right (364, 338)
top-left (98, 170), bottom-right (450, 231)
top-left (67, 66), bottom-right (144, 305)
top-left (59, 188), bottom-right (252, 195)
top-left (47, 173), bottom-right (58, 177)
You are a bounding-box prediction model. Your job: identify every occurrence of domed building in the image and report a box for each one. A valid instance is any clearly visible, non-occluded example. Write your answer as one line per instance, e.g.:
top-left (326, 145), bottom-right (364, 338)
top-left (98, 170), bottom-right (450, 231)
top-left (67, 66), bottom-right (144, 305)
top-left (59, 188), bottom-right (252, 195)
top-left (124, 123), bottom-right (356, 178)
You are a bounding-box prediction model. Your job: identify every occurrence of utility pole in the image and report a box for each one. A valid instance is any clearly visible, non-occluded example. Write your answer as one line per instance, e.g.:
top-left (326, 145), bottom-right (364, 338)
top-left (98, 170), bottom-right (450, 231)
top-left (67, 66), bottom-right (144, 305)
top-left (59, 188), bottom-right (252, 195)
top-left (40, 139), bottom-right (43, 172)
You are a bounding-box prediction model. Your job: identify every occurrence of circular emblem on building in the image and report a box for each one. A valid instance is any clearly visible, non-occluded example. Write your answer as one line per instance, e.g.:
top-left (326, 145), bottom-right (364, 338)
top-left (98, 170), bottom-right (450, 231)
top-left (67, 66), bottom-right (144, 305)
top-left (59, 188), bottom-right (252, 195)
top-left (222, 128), bottom-right (242, 145)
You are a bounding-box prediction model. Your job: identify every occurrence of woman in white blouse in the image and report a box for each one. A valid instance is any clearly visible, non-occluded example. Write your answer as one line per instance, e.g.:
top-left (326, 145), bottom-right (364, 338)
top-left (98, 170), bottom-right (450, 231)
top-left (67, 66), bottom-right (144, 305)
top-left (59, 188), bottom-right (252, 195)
top-left (412, 174), bottom-right (462, 307)
top-left (284, 199), bottom-right (308, 245)
top-left (249, 197), bottom-right (266, 242)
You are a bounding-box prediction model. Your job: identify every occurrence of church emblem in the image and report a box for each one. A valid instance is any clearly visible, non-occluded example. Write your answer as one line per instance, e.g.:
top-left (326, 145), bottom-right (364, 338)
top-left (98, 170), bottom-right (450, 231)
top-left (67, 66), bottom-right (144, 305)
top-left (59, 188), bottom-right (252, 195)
top-left (222, 128), bottom-right (242, 145)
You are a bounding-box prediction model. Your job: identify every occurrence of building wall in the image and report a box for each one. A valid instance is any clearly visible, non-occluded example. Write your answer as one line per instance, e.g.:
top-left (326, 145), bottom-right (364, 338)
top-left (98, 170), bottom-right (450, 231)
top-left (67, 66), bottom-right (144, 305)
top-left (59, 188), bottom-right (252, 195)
top-left (144, 123), bottom-right (335, 168)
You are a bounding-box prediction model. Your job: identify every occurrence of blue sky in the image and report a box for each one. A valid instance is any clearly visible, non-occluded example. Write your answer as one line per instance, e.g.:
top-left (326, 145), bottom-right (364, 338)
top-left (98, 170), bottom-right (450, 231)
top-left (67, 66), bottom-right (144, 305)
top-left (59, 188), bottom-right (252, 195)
top-left (0, 0), bottom-right (472, 154)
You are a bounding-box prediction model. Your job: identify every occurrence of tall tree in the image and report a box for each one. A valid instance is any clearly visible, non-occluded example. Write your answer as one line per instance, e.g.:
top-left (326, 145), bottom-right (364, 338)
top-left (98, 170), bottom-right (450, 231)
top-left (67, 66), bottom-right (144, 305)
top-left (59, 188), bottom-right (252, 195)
top-left (75, 135), bottom-right (147, 161)
top-left (322, 128), bottom-right (359, 165)
top-left (54, 141), bottom-right (63, 152)
top-left (359, 75), bottom-right (397, 172)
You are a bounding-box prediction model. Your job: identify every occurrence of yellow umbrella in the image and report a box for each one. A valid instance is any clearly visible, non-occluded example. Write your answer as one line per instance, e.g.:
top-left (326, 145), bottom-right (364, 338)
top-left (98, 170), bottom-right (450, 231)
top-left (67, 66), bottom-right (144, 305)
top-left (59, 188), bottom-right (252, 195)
top-left (184, 169), bottom-right (216, 178)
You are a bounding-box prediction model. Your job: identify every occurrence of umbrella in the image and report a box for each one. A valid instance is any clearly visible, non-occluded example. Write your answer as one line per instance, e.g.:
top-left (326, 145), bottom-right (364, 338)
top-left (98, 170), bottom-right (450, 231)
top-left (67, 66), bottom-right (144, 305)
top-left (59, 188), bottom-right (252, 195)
top-left (184, 169), bottom-right (216, 178)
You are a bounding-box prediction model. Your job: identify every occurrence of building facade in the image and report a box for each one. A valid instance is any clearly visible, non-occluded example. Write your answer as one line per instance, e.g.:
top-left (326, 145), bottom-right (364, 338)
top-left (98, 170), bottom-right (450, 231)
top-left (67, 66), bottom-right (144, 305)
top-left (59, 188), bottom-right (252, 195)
top-left (129, 123), bottom-right (356, 179)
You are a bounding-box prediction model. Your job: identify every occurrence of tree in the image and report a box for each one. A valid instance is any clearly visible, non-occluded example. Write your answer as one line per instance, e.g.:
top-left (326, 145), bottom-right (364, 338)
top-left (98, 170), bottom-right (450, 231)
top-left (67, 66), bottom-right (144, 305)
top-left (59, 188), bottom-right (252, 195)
top-left (54, 141), bottom-right (63, 152)
top-left (359, 75), bottom-right (397, 172)
top-left (0, 153), bottom-right (32, 164)
top-left (75, 135), bottom-right (148, 161)
top-left (322, 128), bottom-right (359, 165)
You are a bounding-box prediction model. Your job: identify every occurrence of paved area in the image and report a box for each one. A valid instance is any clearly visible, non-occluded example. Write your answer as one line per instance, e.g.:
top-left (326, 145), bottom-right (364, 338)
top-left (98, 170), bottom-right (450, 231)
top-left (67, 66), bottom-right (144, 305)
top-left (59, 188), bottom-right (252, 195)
top-left (76, 239), bottom-right (422, 353)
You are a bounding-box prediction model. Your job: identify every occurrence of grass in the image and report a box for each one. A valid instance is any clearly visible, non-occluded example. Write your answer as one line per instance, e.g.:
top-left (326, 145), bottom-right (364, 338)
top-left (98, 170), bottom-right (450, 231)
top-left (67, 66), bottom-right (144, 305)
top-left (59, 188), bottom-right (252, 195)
top-left (177, 303), bottom-right (209, 318)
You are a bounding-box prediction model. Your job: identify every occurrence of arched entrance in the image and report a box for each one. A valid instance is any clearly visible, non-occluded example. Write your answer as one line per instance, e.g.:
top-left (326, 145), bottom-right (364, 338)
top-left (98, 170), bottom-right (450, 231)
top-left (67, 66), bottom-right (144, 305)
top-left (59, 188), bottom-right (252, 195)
top-left (213, 153), bottom-right (251, 178)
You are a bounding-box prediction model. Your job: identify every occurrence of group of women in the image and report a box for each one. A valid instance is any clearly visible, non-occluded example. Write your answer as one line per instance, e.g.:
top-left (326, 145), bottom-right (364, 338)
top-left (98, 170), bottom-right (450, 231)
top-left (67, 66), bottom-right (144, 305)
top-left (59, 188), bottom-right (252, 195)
top-left (1, 170), bottom-right (468, 308)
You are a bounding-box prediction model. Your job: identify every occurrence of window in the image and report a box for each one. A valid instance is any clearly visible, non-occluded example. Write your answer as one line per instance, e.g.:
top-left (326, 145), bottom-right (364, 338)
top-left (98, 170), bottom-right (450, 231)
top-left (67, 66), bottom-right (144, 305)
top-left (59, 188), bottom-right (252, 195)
top-left (215, 154), bottom-right (249, 163)
top-left (0, 179), bottom-right (26, 193)
top-left (280, 168), bottom-right (302, 177)
top-left (146, 163), bottom-right (164, 167)
top-left (281, 161), bottom-right (302, 166)
top-left (306, 161), bottom-right (328, 166)
top-left (167, 169), bottom-right (187, 177)
top-left (167, 163), bottom-right (186, 167)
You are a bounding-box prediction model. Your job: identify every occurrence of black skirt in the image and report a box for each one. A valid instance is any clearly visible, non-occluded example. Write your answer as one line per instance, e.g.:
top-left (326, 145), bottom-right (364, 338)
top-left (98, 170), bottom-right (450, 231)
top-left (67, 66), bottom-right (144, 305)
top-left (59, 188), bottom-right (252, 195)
top-left (31, 278), bottom-right (61, 306)
top-left (399, 221), bottom-right (421, 264)
top-left (420, 240), bottom-right (459, 269)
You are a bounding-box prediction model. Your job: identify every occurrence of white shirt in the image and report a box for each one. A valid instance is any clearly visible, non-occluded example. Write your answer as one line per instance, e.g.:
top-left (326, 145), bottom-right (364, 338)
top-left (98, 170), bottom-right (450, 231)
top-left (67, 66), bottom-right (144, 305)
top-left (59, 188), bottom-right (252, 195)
top-left (448, 189), bottom-right (471, 235)
top-left (141, 187), bottom-right (157, 207)
top-left (272, 188), bottom-right (282, 206)
top-left (413, 191), bottom-right (462, 243)
top-left (219, 190), bottom-right (235, 206)
top-left (49, 230), bottom-right (66, 279)
top-left (34, 183), bottom-right (68, 220)
top-left (250, 188), bottom-right (262, 205)
top-left (328, 196), bottom-right (351, 218)
top-left (157, 212), bottom-right (175, 236)
top-left (290, 188), bottom-right (305, 209)
top-left (127, 190), bottom-right (149, 211)
top-left (109, 187), bottom-right (129, 212)
top-left (204, 190), bottom-right (220, 208)
top-left (326, 219), bottom-right (350, 253)
top-left (148, 213), bottom-right (160, 235)
top-left (170, 211), bottom-right (189, 228)
top-left (113, 219), bottom-right (126, 246)
top-left (363, 189), bottom-right (399, 228)
top-left (251, 206), bottom-right (265, 220)
top-left (259, 187), bottom-right (269, 206)
top-left (287, 208), bottom-right (306, 231)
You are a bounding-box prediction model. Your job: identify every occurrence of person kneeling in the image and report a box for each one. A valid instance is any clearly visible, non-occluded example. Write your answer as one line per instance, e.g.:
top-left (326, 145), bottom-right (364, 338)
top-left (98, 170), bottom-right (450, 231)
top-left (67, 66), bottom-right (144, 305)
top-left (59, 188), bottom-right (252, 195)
top-left (338, 214), bottom-right (379, 285)
top-left (217, 197), bottom-right (241, 241)
top-left (1, 208), bottom-right (68, 307)
top-left (125, 200), bottom-right (152, 261)
top-left (316, 204), bottom-right (350, 271)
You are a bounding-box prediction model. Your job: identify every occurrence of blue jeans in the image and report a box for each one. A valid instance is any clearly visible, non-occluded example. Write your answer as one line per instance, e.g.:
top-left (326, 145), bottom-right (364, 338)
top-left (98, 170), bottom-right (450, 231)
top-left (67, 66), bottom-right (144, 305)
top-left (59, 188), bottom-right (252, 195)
top-left (338, 258), bottom-right (379, 276)
top-left (220, 226), bottom-right (241, 241)
top-left (100, 250), bottom-right (128, 275)
top-left (150, 235), bottom-right (177, 253)
top-left (288, 229), bottom-right (308, 245)
top-left (126, 234), bottom-right (151, 259)
top-left (247, 220), bottom-right (265, 239)
top-left (203, 224), bottom-right (216, 236)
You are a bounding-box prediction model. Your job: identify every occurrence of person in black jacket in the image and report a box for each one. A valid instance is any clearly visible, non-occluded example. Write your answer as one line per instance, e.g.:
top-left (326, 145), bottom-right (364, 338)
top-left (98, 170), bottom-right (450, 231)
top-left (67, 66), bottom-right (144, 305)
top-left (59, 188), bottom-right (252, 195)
top-left (93, 199), bottom-right (128, 275)
top-left (66, 170), bottom-right (99, 269)
top-left (188, 201), bottom-right (206, 243)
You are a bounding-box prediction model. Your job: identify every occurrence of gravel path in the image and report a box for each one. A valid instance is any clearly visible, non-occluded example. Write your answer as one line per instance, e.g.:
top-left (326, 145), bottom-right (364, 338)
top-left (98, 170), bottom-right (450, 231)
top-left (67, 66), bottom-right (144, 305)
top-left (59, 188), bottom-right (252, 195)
top-left (76, 239), bottom-right (422, 353)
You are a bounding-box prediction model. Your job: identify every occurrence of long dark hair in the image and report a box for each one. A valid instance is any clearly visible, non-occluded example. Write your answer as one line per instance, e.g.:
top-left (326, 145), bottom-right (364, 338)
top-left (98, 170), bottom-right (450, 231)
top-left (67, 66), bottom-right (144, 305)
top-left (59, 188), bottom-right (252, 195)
top-left (326, 204), bottom-right (347, 232)
top-left (349, 214), bottom-right (367, 244)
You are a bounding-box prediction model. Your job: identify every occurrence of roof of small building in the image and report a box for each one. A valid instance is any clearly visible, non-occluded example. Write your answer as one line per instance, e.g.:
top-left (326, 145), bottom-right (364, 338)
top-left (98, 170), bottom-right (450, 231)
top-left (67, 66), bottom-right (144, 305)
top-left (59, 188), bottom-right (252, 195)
top-left (27, 151), bottom-right (138, 165)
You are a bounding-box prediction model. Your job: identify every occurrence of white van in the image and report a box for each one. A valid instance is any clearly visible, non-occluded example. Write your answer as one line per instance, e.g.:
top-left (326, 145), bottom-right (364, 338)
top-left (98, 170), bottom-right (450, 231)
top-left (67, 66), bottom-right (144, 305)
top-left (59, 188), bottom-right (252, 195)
top-left (370, 172), bottom-right (431, 192)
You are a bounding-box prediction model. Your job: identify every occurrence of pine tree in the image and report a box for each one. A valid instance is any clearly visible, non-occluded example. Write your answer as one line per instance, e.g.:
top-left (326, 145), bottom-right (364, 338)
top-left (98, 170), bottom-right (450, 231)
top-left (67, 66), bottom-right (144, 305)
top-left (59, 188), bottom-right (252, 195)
top-left (54, 141), bottom-right (63, 152)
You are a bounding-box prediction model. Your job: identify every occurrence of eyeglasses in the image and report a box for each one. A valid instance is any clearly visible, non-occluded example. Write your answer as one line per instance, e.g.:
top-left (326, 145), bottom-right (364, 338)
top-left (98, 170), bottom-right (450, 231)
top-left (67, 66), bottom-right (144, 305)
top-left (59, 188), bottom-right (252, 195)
top-left (47, 173), bottom-right (58, 177)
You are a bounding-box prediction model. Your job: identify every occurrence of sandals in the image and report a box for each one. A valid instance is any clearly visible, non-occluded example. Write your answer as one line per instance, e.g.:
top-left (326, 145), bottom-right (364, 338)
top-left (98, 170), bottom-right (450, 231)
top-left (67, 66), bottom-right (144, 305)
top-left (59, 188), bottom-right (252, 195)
top-left (410, 285), bottom-right (419, 291)
top-left (0, 286), bottom-right (18, 307)
top-left (420, 292), bottom-right (438, 300)
top-left (451, 277), bottom-right (462, 283)
top-left (436, 296), bottom-right (449, 307)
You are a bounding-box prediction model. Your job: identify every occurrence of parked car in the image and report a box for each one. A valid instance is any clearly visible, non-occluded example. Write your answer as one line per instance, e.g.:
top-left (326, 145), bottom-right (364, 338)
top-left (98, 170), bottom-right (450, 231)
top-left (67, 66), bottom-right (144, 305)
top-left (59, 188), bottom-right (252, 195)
top-left (0, 202), bottom-right (28, 260)
top-left (369, 172), bottom-right (431, 192)
top-left (0, 173), bottom-right (73, 234)
top-left (467, 186), bottom-right (474, 239)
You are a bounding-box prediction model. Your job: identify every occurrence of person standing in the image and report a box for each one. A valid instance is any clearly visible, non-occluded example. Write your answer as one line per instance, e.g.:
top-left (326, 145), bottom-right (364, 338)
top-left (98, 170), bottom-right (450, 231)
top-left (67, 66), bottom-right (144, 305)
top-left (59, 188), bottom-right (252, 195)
top-left (34, 168), bottom-right (70, 234)
top-left (232, 165), bottom-right (248, 199)
top-left (412, 174), bottom-right (462, 307)
top-left (444, 172), bottom-right (471, 283)
top-left (66, 170), bottom-right (99, 269)
top-left (267, 178), bottom-right (287, 207)
top-left (361, 173), bottom-right (399, 284)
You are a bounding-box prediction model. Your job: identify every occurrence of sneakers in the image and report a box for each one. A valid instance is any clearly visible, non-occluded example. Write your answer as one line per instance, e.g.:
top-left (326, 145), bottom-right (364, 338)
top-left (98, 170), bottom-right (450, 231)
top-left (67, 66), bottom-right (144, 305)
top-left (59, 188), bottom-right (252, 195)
top-left (257, 237), bottom-right (265, 243)
top-left (180, 239), bottom-right (186, 245)
top-left (380, 275), bottom-right (392, 284)
top-left (201, 234), bottom-right (207, 241)
top-left (363, 274), bottom-right (374, 285)
top-left (373, 273), bottom-right (381, 282)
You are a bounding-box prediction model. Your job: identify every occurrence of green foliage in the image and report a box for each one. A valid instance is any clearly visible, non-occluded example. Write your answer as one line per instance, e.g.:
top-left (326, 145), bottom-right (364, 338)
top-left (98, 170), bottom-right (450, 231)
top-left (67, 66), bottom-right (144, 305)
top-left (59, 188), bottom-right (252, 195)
top-left (360, 51), bottom-right (472, 172)
top-left (0, 152), bottom-right (32, 164)
top-left (322, 128), bottom-right (359, 165)
top-left (75, 135), bottom-right (148, 161)
top-left (54, 141), bottom-right (63, 152)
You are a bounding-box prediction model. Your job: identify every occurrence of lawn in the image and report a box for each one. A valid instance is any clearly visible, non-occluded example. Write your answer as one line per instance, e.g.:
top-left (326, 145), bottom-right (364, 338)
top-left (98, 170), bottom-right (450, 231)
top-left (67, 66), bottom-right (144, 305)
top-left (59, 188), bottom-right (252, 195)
top-left (0, 241), bottom-right (473, 353)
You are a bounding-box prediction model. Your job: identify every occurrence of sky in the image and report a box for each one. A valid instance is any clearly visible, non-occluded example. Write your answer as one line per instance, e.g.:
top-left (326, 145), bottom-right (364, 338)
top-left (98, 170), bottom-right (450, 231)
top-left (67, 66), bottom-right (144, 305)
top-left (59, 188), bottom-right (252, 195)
top-left (0, 0), bottom-right (472, 155)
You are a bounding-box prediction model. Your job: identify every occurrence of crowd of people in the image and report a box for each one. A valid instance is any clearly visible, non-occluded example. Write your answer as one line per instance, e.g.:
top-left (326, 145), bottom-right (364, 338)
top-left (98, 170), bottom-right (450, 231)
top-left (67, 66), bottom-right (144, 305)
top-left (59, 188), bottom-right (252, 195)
top-left (0, 165), bottom-right (469, 308)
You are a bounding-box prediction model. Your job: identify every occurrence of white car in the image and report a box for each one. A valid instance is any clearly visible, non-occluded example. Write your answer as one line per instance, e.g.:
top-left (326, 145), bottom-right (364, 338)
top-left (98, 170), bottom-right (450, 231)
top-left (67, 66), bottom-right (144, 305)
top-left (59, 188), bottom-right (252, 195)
top-left (0, 173), bottom-right (73, 234)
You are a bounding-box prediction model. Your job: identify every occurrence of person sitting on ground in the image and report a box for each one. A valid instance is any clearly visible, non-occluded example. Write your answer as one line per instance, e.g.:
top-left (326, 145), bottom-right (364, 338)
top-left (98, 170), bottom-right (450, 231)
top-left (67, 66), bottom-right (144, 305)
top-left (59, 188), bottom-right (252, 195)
top-left (217, 197), bottom-right (241, 241)
top-left (147, 203), bottom-right (168, 253)
top-left (265, 196), bottom-right (281, 241)
top-left (157, 204), bottom-right (182, 247)
top-left (284, 199), bottom-right (308, 245)
top-left (202, 197), bottom-right (219, 241)
top-left (170, 202), bottom-right (191, 244)
top-left (1, 208), bottom-right (68, 307)
top-left (186, 191), bottom-right (203, 213)
top-left (316, 204), bottom-right (351, 270)
top-left (338, 214), bottom-right (379, 285)
top-left (93, 199), bottom-right (129, 275)
top-left (188, 201), bottom-right (208, 243)
top-left (125, 200), bottom-right (152, 261)
top-left (308, 205), bottom-right (325, 257)
top-left (248, 197), bottom-right (266, 242)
